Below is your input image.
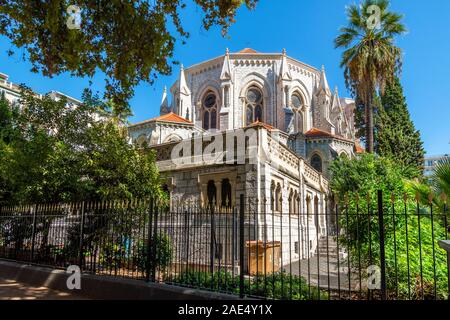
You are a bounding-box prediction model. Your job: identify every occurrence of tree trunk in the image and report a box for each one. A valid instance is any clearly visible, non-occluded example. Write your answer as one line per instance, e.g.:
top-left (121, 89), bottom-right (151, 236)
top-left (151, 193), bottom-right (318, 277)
top-left (365, 92), bottom-right (374, 153)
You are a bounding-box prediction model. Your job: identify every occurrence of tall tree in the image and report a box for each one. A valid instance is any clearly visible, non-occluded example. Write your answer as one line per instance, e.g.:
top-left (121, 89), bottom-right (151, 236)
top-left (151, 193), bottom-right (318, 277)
top-left (334, 0), bottom-right (406, 153)
top-left (376, 77), bottom-right (424, 177)
top-left (0, 0), bottom-right (257, 114)
top-left (0, 88), bottom-right (163, 205)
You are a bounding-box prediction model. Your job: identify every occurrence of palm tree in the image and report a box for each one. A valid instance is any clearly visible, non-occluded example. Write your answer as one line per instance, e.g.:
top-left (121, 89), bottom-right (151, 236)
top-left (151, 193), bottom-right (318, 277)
top-left (432, 159), bottom-right (450, 202)
top-left (407, 158), bottom-right (450, 212)
top-left (334, 0), bottom-right (406, 153)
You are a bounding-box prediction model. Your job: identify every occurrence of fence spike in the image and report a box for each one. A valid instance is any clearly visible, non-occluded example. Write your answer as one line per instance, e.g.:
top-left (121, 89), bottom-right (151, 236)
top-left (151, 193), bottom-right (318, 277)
top-left (334, 193), bottom-right (339, 204)
top-left (403, 192), bottom-right (408, 202)
top-left (440, 193), bottom-right (448, 204)
top-left (415, 191), bottom-right (421, 202)
top-left (428, 192), bottom-right (434, 204)
top-left (391, 193), bottom-right (396, 204)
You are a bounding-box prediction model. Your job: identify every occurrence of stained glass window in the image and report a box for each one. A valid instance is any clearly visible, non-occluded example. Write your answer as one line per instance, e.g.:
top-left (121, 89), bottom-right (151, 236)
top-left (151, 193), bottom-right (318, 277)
top-left (311, 154), bottom-right (323, 173)
top-left (202, 91), bottom-right (218, 130)
top-left (245, 86), bottom-right (264, 125)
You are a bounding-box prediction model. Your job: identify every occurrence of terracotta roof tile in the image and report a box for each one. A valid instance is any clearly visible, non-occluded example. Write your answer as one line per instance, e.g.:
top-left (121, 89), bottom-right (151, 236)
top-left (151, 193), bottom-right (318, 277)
top-left (155, 112), bottom-right (192, 124)
top-left (304, 128), bottom-right (334, 138)
top-left (130, 112), bottom-right (192, 127)
top-left (246, 120), bottom-right (277, 131)
top-left (354, 142), bottom-right (365, 154)
top-left (305, 127), bottom-right (355, 143)
top-left (238, 48), bottom-right (259, 54)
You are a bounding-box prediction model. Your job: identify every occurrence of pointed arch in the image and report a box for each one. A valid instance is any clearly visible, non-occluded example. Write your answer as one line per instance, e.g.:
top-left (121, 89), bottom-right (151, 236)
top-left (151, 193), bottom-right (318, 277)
top-left (310, 153), bottom-right (323, 173)
top-left (163, 133), bottom-right (183, 144)
top-left (239, 73), bottom-right (272, 126)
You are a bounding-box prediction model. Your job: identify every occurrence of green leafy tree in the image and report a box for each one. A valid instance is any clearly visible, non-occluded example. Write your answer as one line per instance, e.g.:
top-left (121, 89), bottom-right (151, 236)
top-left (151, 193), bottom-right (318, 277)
top-left (334, 0), bottom-right (406, 153)
top-left (376, 77), bottom-right (424, 177)
top-left (0, 0), bottom-right (257, 113)
top-left (330, 154), bottom-right (448, 299)
top-left (0, 87), bottom-right (163, 205)
top-left (407, 158), bottom-right (450, 211)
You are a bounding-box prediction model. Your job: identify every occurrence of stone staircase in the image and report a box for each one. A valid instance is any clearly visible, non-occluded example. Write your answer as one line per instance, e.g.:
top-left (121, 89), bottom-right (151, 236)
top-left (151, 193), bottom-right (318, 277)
top-left (286, 236), bottom-right (361, 292)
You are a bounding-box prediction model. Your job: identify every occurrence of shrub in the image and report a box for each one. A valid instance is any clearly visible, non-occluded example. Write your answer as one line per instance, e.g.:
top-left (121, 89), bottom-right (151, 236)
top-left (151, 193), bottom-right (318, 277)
top-left (330, 154), bottom-right (449, 299)
top-left (133, 233), bottom-right (173, 273)
top-left (170, 271), bottom-right (328, 300)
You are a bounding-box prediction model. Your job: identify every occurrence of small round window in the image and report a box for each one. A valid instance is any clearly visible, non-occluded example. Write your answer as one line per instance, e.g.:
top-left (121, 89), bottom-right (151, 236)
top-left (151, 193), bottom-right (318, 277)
top-left (292, 94), bottom-right (302, 109)
top-left (204, 93), bottom-right (216, 109)
top-left (247, 88), bottom-right (262, 103)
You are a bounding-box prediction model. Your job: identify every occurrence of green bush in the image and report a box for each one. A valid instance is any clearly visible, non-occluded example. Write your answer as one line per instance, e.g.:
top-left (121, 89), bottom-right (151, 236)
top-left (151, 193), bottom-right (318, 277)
top-left (133, 233), bottom-right (173, 273)
top-left (330, 154), bottom-right (449, 299)
top-left (170, 271), bottom-right (328, 300)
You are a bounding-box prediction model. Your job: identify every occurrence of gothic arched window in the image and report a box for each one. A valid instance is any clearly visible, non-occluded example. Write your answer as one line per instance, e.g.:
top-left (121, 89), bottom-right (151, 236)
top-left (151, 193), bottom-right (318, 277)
top-left (270, 182), bottom-right (275, 212)
top-left (311, 154), bottom-right (323, 173)
top-left (314, 196), bottom-right (319, 228)
top-left (291, 93), bottom-right (304, 132)
top-left (221, 179), bottom-right (232, 208)
top-left (289, 190), bottom-right (294, 215)
top-left (275, 183), bottom-right (282, 212)
top-left (202, 91), bottom-right (218, 130)
top-left (207, 180), bottom-right (217, 206)
top-left (291, 93), bottom-right (303, 110)
top-left (245, 86), bottom-right (264, 125)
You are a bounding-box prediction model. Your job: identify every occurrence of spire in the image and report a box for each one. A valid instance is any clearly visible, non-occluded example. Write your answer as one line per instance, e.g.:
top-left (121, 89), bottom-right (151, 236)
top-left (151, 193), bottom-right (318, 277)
top-left (220, 48), bottom-right (232, 81)
top-left (178, 64), bottom-right (191, 96)
top-left (279, 48), bottom-right (291, 81)
top-left (160, 86), bottom-right (169, 115)
top-left (318, 65), bottom-right (331, 96)
top-left (331, 86), bottom-right (341, 112)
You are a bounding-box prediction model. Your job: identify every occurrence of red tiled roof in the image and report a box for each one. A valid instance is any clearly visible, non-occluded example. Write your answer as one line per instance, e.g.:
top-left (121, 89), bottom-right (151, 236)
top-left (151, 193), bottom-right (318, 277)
top-left (304, 128), bottom-right (334, 138)
top-left (354, 142), bottom-right (365, 154)
top-left (130, 112), bottom-right (192, 127)
top-left (238, 48), bottom-right (259, 54)
top-left (154, 112), bottom-right (192, 124)
top-left (305, 127), bottom-right (355, 144)
top-left (246, 120), bottom-right (277, 131)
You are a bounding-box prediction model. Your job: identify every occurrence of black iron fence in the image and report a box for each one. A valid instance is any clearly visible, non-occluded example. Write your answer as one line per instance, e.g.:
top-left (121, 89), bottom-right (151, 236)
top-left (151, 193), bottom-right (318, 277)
top-left (0, 192), bottom-right (448, 300)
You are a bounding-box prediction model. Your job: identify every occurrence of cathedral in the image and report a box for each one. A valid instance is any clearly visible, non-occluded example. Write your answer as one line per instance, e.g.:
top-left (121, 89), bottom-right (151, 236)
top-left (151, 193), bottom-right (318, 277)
top-left (128, 48), bottom-right (362, 261)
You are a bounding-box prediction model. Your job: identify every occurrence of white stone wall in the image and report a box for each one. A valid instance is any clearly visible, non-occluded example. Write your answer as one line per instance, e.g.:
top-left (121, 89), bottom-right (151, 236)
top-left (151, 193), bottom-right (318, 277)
top-left (183, 54), bottom-right (321, 133)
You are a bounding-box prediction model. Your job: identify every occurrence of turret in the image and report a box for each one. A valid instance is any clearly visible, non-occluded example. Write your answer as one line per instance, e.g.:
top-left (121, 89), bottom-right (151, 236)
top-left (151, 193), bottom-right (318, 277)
top-left (160, 86), bottom-right (170, 115)
top-left (313, 65), bottom-right (335, 133)
top-left (172, 64), bottom-right (192, 120)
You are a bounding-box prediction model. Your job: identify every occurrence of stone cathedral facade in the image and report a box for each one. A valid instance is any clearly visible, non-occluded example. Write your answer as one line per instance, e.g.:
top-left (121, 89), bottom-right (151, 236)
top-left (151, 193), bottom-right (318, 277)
top-left (128, 49), bottom-right (362, 263)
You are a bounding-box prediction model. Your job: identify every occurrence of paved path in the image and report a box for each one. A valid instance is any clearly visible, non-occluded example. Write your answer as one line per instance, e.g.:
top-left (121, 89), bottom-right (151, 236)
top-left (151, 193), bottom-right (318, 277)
top-left (285, 237), bottom-right (362, 292)
top-left (0, 277), bottom-right (87, 300)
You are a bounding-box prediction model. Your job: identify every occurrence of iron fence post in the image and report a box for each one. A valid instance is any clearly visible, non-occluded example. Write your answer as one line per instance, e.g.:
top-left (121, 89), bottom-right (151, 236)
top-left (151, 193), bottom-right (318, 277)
top-left (146, 198), bottom-right (154, 282)
top-left (78, 201), bottom-right (85, 270)
top-left (30, 204), bottom-right (38, 262)
top-left (184, 210), bottom-right (189, 269)
top-left (209, 204), bottom-right (215, 275)
top-left (377, 190), bottom-right (387, 300)
top-left (239, 194), bottom-right (245, 299)
top-left (151, 203), bottom-right (159, 282)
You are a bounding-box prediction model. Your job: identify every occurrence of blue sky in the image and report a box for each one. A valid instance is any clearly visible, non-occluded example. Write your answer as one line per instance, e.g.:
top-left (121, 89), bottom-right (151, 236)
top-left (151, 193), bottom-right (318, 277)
top-left (0, 0), bottom-right (449, 155)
